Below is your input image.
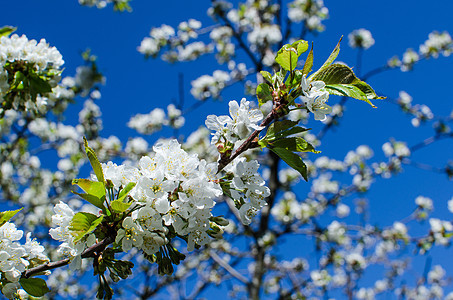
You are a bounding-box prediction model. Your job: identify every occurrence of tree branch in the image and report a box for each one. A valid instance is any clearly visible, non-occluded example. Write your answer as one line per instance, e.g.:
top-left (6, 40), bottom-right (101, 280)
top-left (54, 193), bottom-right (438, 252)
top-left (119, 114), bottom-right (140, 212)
top-left (22, 235), bottom-right (115, 278)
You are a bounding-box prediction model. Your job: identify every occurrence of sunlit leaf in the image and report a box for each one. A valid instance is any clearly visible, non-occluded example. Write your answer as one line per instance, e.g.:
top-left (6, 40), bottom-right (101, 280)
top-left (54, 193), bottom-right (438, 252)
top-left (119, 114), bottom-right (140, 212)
top-left (69, 212), bottom-right (103, 243)
top-left (308, 37), bottom-right (342, 81)
top-left (84, 137), bottom-right (105, 183)
top-left (0, 208), bottom-right (23, 227)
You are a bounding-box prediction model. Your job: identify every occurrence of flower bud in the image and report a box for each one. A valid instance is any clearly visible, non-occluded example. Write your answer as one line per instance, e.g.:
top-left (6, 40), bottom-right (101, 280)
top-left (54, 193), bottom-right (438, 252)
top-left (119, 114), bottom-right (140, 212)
top-left (210, 216), bottom-right (229, 226)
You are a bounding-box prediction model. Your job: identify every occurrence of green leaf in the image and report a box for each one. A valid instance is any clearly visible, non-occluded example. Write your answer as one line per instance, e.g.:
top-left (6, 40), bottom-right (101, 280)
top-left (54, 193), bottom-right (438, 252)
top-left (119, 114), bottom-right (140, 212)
top-left (291, 40), bottom-right (309, 56)
top-left (269, 147), bottom-right (308, 181)
top-left (302, 43), bottom-right (314, 75)
top-left (118, 182), bottom-right (136, 200)
top-left (264, 120), bottom-right (309, 141)
top-left (72, 179), bottom-right (106, 210)
top-left (308, 37), bottom-right (342, 81)
top-left (270, 137), bottom-right (320, 153)
top-left (260, 71), bottom-right (272, 84)
top-left (11, 71), bottom-right (26, 90)
top-left (20, 278), bottom-right (50, 297)
top-left (0, 208), bottom-right (23, 227)
top-left (325, 84), bottom-right (369, 102)
top-left (29, 73), bottom-right (52, 96)
top-left (275, 41), bottom-right (307, 71)
top-left (311, 63), bottom-right (385, 107)
top-left (111, 182), bottom-right (136, 213)
top-left (256, 83), bottom-right (273, 106)
top-left (275, 126), bottom-right (310, 139)
top-left (84, 137), bottom-right (105, 183)
top-left (69, 212), bottom-right (103, 243)
top-left (110, 199), bottom-right (132, 214)
top-left (72, 179), bottom-right (106, 199)
top-left (72, 191), bottom-right (105, 210)
top-left (113, 0), bottom-right (132, 12)
top-left (285, 70), bottom-right (304, 89)
top-left (265, 120), bottom-right (298, 140)
top-left (0, 26), bottom-right (16, 37)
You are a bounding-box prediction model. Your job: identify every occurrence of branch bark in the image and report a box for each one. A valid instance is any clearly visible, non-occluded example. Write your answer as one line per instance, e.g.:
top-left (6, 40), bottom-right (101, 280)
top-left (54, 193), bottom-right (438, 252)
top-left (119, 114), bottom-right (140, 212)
top-left (22, 235), bottom-right (115, 278)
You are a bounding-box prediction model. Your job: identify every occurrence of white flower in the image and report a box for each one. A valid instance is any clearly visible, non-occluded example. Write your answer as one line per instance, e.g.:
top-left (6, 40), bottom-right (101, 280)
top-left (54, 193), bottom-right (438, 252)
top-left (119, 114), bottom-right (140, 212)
top-left (300, 75), bottom-right (332, 121)
top-left (1, 282), bottom-right (20, 299)
top-left (348, 29), bottom-right (375, 49)
top-left (345, 252), bottom-right (366, 270)
top-left (336, 204), bottom-right (350, 218)
top-left (206, 98), bottom-right (264, 144)
top-left (187, 230), bottom-right (210, 251)
top-left (428, 265), bottom-right (446, 283)
top-left (128, 108), bottom-right (166, 135)
top-left (287, 0), bottom-right (329, 31)
top-left (415, 196), bottom-right (433, 210)
top-left (228, 98), bottom-right (264, 140)
top-left (115, 217), bottom-right (144, 252)
top-left (310, 269), bottom-right (331, 287)
top-left (448, 197), bottom-right (453, 213)
top-left (239, 203), bottom-right (258, 225)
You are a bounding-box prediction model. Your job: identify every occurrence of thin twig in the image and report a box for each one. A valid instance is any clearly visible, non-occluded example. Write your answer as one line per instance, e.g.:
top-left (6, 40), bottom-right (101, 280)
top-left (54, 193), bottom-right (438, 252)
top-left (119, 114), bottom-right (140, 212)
top-left (209, 250), bottom-right (249, 284)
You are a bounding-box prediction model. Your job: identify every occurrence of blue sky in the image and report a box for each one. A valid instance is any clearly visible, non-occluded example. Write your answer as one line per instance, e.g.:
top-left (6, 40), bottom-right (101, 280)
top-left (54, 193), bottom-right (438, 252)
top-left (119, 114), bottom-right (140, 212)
top-left (3, 0), bottom-right (453, 297)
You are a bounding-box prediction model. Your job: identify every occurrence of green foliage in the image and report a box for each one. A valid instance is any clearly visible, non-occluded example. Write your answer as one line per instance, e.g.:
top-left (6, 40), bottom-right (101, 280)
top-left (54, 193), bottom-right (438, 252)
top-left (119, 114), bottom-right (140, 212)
top-left (260, 71), bottom-right (272, 83)
top-left (28, 72), bottom-right (52, 98)
top-left (118, 182), bottom-right (136, 200)
top-left (260, 120), bottom-right (314, 181)
top-left (0, 208), bottom-right (23, 227)
top-left (69, 212), bottom-right (104, 243)
top-left (261, 120), bottom-right (308, 142)
top-left (19, 278), bottom-right (50, 297)
top-left (110, 199), bottom-right (132, 214)
top-left (0, 25), bottom-right (16, 37)
top-left (269, 147), bottom-right (308, 181)
top-left (84, 137), bottom-right (105, 183)
top-left (256, 83), bottom-right (273, 106)
top-left (302, 44), bottom-right (314, 75)
top-left (72, 179), bottom-right (106, 210)
top-left (275, 40), bottom-right (308, 71)
top-left (113, 0), bottom-right (132, 12)
top-left (312, 63), bottom-right (385, 107)
top-left (270, 137), bottom-right (320, 154)
top-left (308, 37), bottom-right (342, 81)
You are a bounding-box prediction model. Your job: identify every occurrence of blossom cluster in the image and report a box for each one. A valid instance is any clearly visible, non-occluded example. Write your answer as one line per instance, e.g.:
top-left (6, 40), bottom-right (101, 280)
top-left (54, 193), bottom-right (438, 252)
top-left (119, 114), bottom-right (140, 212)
top-left (0, 221), bottom-right (49, 299)
top-left (348, 28), bottom-right (375, 50)
top-left (78, 0), bottom-right (130, 9)
top-left (49, 137), bottom-right (268, 265)
top-left (224, 157), bottom-right (270, 225)
top-left (138, 20), bottom-right (213, 62)
top-left (390, 31), bottom-right (453, 71)
top-left (49, 202), bottom-right (97, 270)
top-left (300, 75), bottom-right (332, 121)
top-left (205, 98), bottom-right (264, 146)
top-left (127, 104), bottom-right (185, 135)
top-left (287, 0), bottom-right (329, 32)
top-left (419, 31), bottom-right (453, 58)
top-left (191, 70), bottom-right (231, 100)
top-left (0, 34), bottom-right (64, 113)
top-left (397, 91), bottom-right (434, 127)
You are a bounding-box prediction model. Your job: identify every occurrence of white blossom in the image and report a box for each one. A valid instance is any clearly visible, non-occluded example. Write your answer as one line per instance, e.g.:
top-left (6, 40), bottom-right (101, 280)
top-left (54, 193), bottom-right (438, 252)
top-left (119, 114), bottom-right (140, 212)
top-left (348, 29), bottom-right (375, 49)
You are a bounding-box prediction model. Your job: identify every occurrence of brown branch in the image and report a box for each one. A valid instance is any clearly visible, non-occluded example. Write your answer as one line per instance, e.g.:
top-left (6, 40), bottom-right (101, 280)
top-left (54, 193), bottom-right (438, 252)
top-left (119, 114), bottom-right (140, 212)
top-left (22, 235), bottom-right (115, 279)
top-left (217, 108), bottom-right (278, 172)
